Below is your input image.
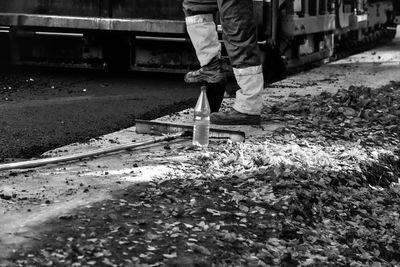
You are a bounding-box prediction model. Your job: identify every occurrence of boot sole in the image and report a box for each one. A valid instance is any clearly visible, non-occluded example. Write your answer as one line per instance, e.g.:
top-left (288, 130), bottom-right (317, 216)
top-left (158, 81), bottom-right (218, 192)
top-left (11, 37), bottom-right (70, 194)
top-left (184, 74), bottom-right (227, 84)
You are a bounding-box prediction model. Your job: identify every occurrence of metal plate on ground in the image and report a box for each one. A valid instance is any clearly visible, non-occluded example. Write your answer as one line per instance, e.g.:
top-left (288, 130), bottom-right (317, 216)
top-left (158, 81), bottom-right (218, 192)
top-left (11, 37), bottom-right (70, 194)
top-left (135, 119), bottom-right (245, 142)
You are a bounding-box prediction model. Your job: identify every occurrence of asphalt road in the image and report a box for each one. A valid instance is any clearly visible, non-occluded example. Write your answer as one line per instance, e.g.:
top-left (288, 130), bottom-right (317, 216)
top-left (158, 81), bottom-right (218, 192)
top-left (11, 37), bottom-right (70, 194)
top-left (0, 67), bottom-right (203, 160)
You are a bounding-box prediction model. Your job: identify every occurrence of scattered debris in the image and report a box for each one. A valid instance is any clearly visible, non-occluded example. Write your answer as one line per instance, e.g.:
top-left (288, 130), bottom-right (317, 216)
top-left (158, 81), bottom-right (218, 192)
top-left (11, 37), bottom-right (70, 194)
top-left (5, 84), bottom-right (400, 266)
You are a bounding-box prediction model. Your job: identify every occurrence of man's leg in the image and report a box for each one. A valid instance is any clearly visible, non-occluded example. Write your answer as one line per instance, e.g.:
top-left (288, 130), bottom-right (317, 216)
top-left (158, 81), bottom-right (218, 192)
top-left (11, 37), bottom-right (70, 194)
top-left (210, 0), bottom-right (264, 124)
top-left (183, 0), bottom-right (226, 84)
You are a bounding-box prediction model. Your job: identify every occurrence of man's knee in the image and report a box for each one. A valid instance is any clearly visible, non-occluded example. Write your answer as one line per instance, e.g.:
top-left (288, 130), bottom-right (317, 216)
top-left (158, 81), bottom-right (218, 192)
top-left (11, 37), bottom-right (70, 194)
top-left (182, 0), bottom-right (194, 17)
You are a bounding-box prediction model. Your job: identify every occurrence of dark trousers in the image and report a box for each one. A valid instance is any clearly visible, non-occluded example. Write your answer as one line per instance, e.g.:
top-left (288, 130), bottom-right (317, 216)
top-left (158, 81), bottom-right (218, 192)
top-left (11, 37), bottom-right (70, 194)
top-left (182, 0), bottom-right (261, 68)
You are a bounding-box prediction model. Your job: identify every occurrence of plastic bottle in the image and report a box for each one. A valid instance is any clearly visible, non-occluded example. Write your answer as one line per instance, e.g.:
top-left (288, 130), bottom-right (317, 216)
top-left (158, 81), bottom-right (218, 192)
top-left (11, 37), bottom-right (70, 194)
top-left (193, 86), bottom-right (211, 148)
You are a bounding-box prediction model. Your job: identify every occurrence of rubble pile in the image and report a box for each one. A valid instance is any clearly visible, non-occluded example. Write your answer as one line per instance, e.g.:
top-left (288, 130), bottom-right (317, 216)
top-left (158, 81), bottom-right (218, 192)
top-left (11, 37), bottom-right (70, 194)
top-left (265, 83), bottom-right (400, 147)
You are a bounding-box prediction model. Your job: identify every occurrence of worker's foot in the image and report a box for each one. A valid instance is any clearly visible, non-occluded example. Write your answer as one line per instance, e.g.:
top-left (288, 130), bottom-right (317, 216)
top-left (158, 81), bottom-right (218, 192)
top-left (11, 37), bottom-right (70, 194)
top-left (184, 57), bottom-right (226, 84)
top-left (210, 109), bottom-right (261, 125)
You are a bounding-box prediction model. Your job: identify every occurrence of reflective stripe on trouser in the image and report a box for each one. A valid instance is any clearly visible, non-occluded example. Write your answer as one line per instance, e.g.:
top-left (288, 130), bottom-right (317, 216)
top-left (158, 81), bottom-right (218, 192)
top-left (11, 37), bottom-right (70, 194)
top-left (233, 65), bottom-right (264, 115)
top-left (185, 14), bottom-right (221, 67)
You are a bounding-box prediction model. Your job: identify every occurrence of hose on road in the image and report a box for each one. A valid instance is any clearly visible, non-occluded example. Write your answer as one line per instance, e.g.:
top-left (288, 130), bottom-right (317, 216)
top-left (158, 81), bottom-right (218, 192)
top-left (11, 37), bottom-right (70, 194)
top-left (0, 132), bottom-right (188, 172)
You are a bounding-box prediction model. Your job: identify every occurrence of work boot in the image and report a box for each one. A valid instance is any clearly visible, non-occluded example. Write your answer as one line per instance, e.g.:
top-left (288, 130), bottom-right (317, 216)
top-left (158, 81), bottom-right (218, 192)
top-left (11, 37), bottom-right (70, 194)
top-left (210, 109), bottom-right (261, 125)
top-left (184, 57), bottom-right (226, 84)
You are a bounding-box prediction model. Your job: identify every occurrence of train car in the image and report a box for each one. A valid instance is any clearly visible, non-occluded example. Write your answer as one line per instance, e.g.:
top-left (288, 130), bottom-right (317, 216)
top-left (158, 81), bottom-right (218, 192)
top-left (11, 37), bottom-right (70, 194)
top-left (0, 0), bottom-right (192, 71)
top-left (0, 0), bottom-right (397, 76)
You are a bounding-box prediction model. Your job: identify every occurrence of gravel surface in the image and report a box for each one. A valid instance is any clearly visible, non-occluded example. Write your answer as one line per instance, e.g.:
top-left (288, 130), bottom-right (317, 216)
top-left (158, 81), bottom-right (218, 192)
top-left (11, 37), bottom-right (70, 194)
top-left (3, 84), bottom-right (400, 267)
